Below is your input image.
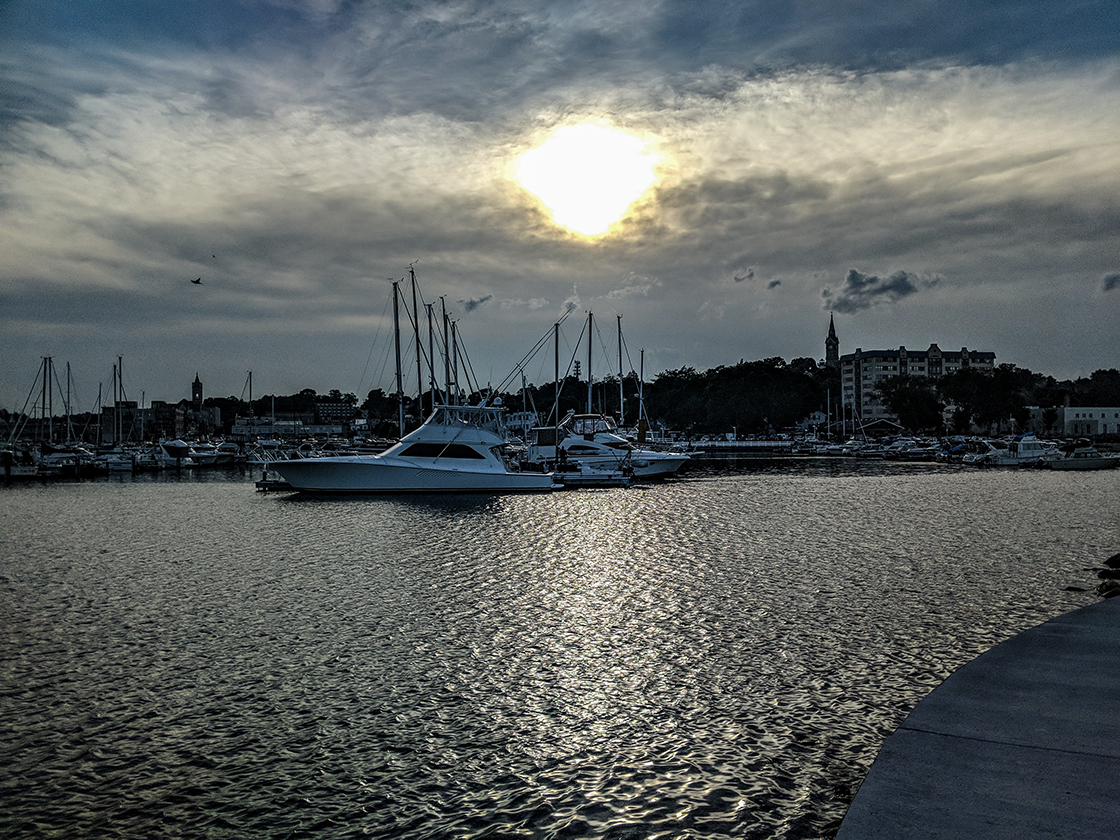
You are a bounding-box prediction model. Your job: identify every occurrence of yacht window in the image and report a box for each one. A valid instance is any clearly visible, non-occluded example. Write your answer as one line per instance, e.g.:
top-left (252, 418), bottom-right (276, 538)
top-left (400, 443), bottom-right (486, 459)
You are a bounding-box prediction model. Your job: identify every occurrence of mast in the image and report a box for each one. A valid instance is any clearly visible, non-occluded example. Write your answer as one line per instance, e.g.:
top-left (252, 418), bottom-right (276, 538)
top-left (452, 322), bottom-right (460, 404)
top-left (441, 296), bottom-right (451, 405)
top-left (42, 356), bottom-right (51, 443)
top-left (586, 311), bottom-right (593, 413)
top-left (112, 359), bottom-right (119, 445)
top-left (617, 315), bottom-right (623, 425)
top-left (392, 280), bottom-right (404, 436)
top-left (410, 265), bottom-right (423, 415)
top-left (426, 302), bottom-right (436, 406)
top-left (553, 321), bottom-right (560, 425)
top-left (66, 361), bottom-right (73, 442)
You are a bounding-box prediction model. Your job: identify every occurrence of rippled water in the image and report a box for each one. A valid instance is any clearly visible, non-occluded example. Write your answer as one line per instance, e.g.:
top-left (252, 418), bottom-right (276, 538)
top-left (3, 460), bottom-right (1118, 839)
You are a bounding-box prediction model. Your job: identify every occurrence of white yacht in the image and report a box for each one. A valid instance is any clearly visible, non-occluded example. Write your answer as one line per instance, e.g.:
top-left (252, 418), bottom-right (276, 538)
top-left (1048, 440), bottom-right (1120, 471)
top-left (270, 404), bottom-right (558, 493)
top-left (990, 433), bottom-right (1058, 467)
top-left (526, 413), bottom-right (689, 478)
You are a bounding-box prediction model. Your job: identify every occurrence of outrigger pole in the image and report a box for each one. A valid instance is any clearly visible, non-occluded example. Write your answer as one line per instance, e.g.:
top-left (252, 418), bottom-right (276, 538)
top-left (392, 280), bottom-right (404, 436)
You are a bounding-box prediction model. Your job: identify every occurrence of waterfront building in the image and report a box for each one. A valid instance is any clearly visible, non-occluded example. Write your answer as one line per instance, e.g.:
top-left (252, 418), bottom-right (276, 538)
top-left (1028, 406), bottom-right (1120, 437)
top-left (827, 321), bottom-right (996, 423)
top-left (840, 345), bottom-right (996, 422)
top-left (314, 395), bottom-right (358, 424)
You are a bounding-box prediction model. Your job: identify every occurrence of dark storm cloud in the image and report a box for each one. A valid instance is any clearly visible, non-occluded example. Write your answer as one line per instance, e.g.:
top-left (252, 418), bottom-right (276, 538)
top-left (821, 269), bottom-right (939, 314)
top-left (1105, 273), bottom-right (1120, 292)
top-left (768, 280), bottom-right (781, 290)
top-left (459, 294), bottom-right (494, 312)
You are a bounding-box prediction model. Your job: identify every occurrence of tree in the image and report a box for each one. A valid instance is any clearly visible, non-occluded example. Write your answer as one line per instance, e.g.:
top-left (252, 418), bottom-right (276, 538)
top-left (874, 376), bottom-right (943, 433)
top-left (939, 365), bottom-right (1036, 434)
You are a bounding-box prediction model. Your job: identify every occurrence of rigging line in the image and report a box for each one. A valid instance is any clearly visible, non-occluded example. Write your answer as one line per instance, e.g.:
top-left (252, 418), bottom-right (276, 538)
top-left (356, 287), bottom-right (394, 398)
top-left (592, 316), bottom-right (619, 380)
top-left (547, 317), bottom-right (587, 417)
top-left (455, 328), bottom-right (482, 398)
top-left (372, 325), bottom-right (395, 393)
top-left (6, 359), bottom-right (44, 446)
top-left (620, 331), bottom-right (639, 378)
top-left (492, 311), bottom-right (572, 394)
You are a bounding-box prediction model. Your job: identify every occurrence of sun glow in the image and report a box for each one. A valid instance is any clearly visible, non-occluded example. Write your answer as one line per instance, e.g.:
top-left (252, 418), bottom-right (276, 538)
top-left (514, 123), bottom-right (659, 237)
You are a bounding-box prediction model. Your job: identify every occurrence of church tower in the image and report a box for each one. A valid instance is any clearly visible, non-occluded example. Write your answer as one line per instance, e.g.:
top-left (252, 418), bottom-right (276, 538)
top-left (192, 373), bottom-right (203, 412)
top-left (825, 313), bottom-right (839, 368)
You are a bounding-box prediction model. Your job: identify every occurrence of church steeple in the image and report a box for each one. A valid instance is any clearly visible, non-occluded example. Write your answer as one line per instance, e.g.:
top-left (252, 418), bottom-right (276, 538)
top-left (825, 312), bottom-right (839, 368)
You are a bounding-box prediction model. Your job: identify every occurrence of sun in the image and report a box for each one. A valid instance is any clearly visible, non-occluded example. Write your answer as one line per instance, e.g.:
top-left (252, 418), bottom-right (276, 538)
top-left (514, 123), bottom-right (659, 237)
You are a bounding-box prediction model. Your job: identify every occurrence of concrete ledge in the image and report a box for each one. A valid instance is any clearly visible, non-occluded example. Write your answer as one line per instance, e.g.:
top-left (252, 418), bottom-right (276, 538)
top-left (836, 596), bottom-right (1120, 839)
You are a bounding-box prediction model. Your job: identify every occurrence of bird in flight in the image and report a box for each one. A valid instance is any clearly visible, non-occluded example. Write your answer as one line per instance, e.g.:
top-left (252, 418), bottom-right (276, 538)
top-left (191, 277), bottom-right (202, 284)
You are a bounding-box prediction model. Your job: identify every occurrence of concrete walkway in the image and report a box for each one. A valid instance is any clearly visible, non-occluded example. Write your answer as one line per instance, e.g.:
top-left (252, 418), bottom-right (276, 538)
top-left (836, 596), bottom-right (1120, 839)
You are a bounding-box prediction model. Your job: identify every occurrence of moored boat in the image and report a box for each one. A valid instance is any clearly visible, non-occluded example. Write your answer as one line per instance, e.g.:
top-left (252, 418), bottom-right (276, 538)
top-left (1047, 440), bottom-right (1120, 471)
top-left (988, 433), bottom-right (1058, 468)
top-left (270, 404), bottom-right (559, 493)
top-left (526, 412), bottom-right (689, 478)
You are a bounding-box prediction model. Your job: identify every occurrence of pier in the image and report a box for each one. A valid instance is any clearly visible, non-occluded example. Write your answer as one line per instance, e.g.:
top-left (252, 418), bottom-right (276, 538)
top-left (837, 595), bottom-right (1120, 839)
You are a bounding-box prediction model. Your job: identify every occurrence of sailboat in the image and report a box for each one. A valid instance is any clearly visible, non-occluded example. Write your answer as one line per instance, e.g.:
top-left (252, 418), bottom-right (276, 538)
top-left (524, 312), bottom-right (689, 478)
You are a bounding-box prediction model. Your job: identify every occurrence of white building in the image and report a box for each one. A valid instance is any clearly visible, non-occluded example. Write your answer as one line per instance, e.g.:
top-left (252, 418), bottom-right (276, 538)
top-left (1028, 406), bottom-right (1120, 437)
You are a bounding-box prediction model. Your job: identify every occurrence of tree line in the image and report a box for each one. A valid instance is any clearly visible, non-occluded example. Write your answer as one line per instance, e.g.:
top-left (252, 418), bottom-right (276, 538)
top-left (15, 359), bottom-right (1107, 440)
top-left (642, 360), bottom-right (1120, 437)
top-left (352, 359), bottom-right (1120, 438)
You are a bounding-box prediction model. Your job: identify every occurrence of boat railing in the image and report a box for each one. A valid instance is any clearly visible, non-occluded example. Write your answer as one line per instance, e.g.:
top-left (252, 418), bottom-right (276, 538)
top-left (426, 404), bottom-right (508, 433)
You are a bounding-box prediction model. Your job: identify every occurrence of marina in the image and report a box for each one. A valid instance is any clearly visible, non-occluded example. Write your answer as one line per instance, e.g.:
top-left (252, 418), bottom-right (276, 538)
top-left (3, 459), bottom-right (1118, 839)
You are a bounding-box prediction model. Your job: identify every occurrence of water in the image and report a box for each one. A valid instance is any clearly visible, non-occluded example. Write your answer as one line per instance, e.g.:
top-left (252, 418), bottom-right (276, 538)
top-left (3, 460), bottom-right (1118, 839)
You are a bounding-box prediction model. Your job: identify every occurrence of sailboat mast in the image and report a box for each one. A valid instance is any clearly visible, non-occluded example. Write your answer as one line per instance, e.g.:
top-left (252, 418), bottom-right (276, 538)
top-left (586, 311), bottom-right (593, 413)
top-left (111, 359), bottom-right (118, 445)
top-left (554, 321), bottom-right (560, 425)
top-left (441, 297), bottom-right (450, 405)
top-left (66, 361), bottom-right (73, 442)
top-left (392, 280), bottom-right (404, 435)
top-left (42, 356), bottom-right (51, 443)
top-left (452, 322), bottom-right (459, 404)
top-left (410, 266), bottom-right (423, 416)
top-left (426, 303), bottom-right (436, 405)
top-left (617, 315), bottom-right (623, 425)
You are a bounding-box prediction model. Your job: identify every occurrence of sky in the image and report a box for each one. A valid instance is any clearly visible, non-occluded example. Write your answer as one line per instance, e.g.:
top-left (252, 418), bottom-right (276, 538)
top-left (2, 1), bottom-right (1119, 413)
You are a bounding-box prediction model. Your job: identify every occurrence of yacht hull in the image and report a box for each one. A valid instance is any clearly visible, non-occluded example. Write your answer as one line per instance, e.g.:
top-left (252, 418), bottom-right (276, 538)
top-left (271, 456), bottom-right (557, 493)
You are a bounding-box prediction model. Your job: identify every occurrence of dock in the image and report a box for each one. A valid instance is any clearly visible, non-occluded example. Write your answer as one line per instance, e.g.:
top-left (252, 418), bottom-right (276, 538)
top-left (836, 595), bottom-right (1120, 838)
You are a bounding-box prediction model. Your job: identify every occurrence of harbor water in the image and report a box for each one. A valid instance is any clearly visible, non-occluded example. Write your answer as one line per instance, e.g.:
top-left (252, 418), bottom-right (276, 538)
top-left (3, 459), bottom-right (1118, 839)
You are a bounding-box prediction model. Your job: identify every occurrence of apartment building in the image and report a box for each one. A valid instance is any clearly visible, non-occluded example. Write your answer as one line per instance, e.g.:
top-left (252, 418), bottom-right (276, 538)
top-left (838, 344), bottom-right (996, 422)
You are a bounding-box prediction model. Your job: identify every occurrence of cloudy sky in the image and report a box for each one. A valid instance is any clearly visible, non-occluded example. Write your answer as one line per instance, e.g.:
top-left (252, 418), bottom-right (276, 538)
top-left (2, 1), bottom-right (1118, 412)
